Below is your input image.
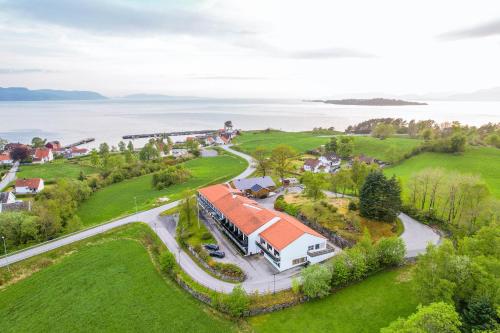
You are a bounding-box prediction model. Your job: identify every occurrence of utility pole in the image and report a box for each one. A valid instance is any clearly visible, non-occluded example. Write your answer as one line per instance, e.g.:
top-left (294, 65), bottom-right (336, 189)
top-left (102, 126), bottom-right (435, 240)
top-left (2, 236), bottom-right (10, 272)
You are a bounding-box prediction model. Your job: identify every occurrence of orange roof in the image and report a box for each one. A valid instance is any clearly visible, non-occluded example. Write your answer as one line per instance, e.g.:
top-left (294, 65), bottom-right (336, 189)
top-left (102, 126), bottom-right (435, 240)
top-left (16, 178), bottom-right (43, 189)
top-left (34, 148), bottom-right (51, 159)
top-left (198, 184), bottom-right (276, 235)
top-left (259, 212), bottom-right (325, 250)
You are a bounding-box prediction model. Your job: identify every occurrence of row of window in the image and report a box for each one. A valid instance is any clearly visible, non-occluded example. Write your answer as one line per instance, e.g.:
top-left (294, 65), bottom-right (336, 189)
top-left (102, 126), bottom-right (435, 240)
top-left (292, 257), bottom-right (307, 265)
top-left (260, 238), bottom-right (280, 257)
top-left (308, 244), bottom-right (321, 251)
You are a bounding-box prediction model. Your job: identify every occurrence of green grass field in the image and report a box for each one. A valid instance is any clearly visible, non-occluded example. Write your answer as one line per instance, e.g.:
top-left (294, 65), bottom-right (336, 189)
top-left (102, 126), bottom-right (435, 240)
top-left (0, 225), bottom-right (235, 333)
top-left (77, 154), bottom-right (247, 226)
top-left (352, 136), bottom-right (422, 161)
top-left (234, 130), bottom-right (331, 154)
top-left (17, 159), bottom-right (99, 182)
top-left (249, 268), bottom-right (418, 333)
top-left (386, 146), bottom-right (500, 198)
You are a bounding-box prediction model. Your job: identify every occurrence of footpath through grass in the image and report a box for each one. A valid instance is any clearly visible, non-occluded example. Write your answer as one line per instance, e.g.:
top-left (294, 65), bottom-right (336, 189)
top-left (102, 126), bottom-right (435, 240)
top-left (386, 146), bottom-right (500, 198)
top-left (17, 159), bottom-right (99, 182)
top-left (0, 224), bottom-right (235, 333)
top-left (249, 268), bottom-right (418, 333)
top-left (77, 154), bottom-right (247, 226)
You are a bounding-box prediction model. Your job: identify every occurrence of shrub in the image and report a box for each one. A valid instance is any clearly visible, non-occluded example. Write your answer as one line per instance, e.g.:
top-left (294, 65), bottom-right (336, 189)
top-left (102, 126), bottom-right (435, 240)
top-left (348, 201), bottom-right (357, 211)
top-left (159, 251), bottom-right (176, 273)
top-left (213, 285), bottom-right (250, 317)
top-left (301, 264), bottom-right (332, 298)
top-left (291, 277), bottom-right (302, 294)
top-left (200, 232), bottom-right (213, 240)
top-left (330, 255), bottom-right (350, 287)
top-left (376, 237), bottom-right (406, 266)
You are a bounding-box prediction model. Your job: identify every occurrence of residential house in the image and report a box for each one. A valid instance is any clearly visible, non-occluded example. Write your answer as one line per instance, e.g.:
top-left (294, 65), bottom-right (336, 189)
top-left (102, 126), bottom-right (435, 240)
top-left (69, 147), bottom-right (89, 158)
top-left (0, 152), bottom-right (13, 165)
top-left (282, 177), bottom-right (300, 186)
top-left (45, 141), bottom-right (62, 150)
top-left (303, 158), bottom-right (330, 173)
top-left (319, 153), bottom-right (341, 168)
top-left (171, 148), bottom-right (189, 158)
top-left (15, 178), bottom-right (45, 194)
top-left (233, 176), bottom-right (276, 198)
top-left (197, 184), bottom-right (335, 271)
top-left (0, 192), bottom-right (31, 213)
top-left (32, 148), bottom-right (53, 164)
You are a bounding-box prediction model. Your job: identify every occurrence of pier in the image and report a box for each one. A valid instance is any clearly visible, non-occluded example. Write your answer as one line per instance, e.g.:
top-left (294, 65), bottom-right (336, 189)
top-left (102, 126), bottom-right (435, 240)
top-left (63, 138), bottom-right (95, 149)
top-left (122, 130), bottom-right (216, 140)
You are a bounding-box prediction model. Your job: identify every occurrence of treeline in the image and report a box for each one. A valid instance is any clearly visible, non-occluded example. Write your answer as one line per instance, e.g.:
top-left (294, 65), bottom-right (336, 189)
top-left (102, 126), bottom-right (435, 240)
top-left (151, 165), bottom-right (192, 190)
top-left (404, 168), bottom-right (499, 236)
top-left (346, 118), bottom-right (500, 149)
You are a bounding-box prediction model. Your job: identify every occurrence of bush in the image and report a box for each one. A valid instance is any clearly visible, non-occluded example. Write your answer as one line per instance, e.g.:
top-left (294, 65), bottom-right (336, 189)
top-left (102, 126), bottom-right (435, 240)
top-left (330, 255), bottom-right (350, 287)
top-left (291, 277), bottom-right (302, 294)
top-left (348, 201), bottom-right (357, 211)
top-left (274, 195), bottom-right (301, 216)
top-left (159, 251), bottom-right (176, 273)
top-left (200, 232), bottom-right (213, 240)
top-left (151, 165), bottom-right (192, 190)
top-left (301, 264), bottom-right (332, 298)
top-left (213, 285), bottom-right (249, 317)
top-left (376, 237), bottom-right (406, 267)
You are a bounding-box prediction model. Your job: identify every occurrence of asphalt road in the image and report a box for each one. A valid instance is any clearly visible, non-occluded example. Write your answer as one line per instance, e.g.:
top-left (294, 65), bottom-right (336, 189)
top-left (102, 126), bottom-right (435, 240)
top-left (0, 162), bottom-right (18, 191)
top-left (0, 145), bottom-right (440, 293)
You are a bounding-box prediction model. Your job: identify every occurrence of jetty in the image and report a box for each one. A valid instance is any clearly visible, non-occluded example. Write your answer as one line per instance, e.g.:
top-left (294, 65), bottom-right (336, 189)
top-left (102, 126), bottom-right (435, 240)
top-left (122, 130), bottom-right (216, 140)
top-left (63, 138), bottom-right (95, 149)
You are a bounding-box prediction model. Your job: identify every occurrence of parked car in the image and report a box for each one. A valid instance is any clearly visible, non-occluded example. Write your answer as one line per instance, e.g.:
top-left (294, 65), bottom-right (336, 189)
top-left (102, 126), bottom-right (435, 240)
top-left (204, 244), bottom-right (219, 251)
top-left (209, 251), bottom-right (225, 258)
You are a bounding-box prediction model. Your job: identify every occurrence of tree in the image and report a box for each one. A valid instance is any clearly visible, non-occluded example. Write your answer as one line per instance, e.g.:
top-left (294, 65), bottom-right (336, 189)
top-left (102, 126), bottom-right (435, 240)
top-left (118, 141), bottom-right (126, 152)
top-left (359, 171), bottom-right (401, 222)
top-left (302, 172), bottom-right (327, 200)
top-left (10, 146), bottom-right (30, 161)
top-left (31, 137), bottom-right (46, 148)
top-left (271, 145), bottom-right (296, 181)
top-left (461, 297), bottom-right (499, 332)
top-left (252, 146), bottom-right (271, 176)
top-left (221, 285), bottom-right (249, 317)
top-left (325, 137), bottom-right (338, 154)
top-left (0, 137), bottom-right (7, 151)
top-left (301, 264), bottom-right (332, 298)
top-left (127, 140), bottom-right (134, 152)
top-left (159, 251), bottom-right (176, 273)
top-left (381, 302), bottom-right (461, 333)
top-left (99, 142), bottom-right (110, 156)
top-left (90, 149), bottom-right (100, 167)
top-left (376, 237), bottom-right (406, 266)
top-left (450, 133), bottom-right (466, 153)
top-left (330, 168), bottom-right (354, 196)
top-left (337, 136), bottom-right (354, 159)
top-left (139, 143), bottom-right (159, 161)
top-left (371, 123), bottom-right (395, 140)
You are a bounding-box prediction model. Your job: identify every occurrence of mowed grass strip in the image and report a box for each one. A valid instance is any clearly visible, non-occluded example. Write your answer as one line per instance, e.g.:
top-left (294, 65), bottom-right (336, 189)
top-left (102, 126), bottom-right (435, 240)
top-left (0, 239), bottom-right (235, 333)
top-left (386, 146), bottom-right (500, 198)
top-left (234, 131), bottom-right (331, 154)
top-left (352, 136), bottom-right (422, 161)
top-left (77, 155), bottom-right (247, 226)
top-left (249, 268), bottom-right (418, 333)
top-left (17, 159), bottom-right (98, 181)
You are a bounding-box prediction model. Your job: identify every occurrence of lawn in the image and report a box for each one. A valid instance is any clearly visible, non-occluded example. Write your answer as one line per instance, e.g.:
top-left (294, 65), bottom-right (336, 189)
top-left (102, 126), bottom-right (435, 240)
top-left (0, 224), bottom-right (235, 333)
top-left (352, 136), bottom-right (422, 161)
top-left (249, 268), bottom-right (418, 333)
top-left (234, 130), bottom-right (331, 154)
top-left (77, 154), bottom-right (247, 226)
top-left (386, 146), bottom-right (500, 198)
top-left (17, 159), bottom-right (99, 182)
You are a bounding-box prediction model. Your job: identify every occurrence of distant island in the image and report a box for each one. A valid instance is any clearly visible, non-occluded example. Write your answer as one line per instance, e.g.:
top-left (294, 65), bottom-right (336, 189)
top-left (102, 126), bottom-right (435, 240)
top-left (310, 98), bottom-right (427, 106)
top-left (0, 87), bottom-right (107, 101)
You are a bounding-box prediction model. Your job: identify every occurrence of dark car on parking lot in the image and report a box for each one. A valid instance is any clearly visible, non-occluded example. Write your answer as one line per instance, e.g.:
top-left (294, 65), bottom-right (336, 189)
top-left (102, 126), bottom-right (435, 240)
top-left (209, 251), bottom-right (225, 258)
top-left (204, 244), bottom-right (219, 251)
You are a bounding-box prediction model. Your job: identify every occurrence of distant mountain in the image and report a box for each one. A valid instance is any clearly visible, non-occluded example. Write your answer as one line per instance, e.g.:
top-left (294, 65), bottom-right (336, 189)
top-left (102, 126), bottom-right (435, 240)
top-left (0, 87), bottom-right (107, 101)
top-left (311, 98), bottom-right (427, 106)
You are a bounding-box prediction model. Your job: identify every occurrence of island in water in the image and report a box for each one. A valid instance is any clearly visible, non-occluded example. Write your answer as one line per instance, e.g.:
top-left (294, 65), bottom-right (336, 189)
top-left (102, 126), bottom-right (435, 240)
top-left (0, 87), bottom-right (107, 101)
top-left (309, 98), bottom-right (427, 106)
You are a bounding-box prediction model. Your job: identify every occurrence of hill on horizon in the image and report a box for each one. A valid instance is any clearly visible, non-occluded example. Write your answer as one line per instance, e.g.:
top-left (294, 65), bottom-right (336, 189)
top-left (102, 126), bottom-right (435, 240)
top-left (0, 87), bottom-right (107, 101)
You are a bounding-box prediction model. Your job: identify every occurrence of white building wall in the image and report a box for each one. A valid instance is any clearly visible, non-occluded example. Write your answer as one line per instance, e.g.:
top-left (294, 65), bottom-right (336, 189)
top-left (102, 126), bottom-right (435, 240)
top-left (246, 217), bottom-right (280, 255)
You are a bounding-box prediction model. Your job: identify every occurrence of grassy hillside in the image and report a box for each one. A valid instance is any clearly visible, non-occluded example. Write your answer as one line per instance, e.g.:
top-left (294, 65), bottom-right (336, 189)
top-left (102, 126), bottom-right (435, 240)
top-left (17, 159), bottom-right (99, 182)
top-left (386, 146), bottom-right (500, 198)
top-left (249, 268), bottom-right (417, 333)
top-left (77, 154), bottom-right (247, 226)
top-left (352, 136), bottom-right (422, 161)
top-left (0, 225), bottom-right (235, 333)
top-left (234, 130), bottom-right (331, 154)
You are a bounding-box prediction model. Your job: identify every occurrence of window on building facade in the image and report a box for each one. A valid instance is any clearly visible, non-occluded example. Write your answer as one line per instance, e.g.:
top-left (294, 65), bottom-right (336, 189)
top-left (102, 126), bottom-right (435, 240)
top-left (274, 249), bottom-right (279, 257)
top-left (308, 245), bottom-right (314, 251)
top-left (267, 244), bottom-right (272, 251)
top-left (315, 244), bottom-right (320, 249)
top-left (292, 257), bottom-right (307, 265)
top-left (260, 238), bottom-right (265, 244)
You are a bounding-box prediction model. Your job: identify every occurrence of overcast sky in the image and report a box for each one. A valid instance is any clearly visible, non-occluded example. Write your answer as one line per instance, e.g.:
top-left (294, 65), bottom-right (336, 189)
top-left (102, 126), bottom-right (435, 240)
top-left (1, 0), bottom-right (500, 98)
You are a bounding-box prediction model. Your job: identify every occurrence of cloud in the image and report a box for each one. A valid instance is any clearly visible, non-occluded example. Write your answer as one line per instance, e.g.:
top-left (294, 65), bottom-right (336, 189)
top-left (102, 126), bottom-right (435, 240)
top-left (191, 75), bottom-right (270, 80)
top-left (286, 47), bottom-right (374, 59)
top-left (0, 68), bottom-right (58, 74)
top-left (439, 18), bottom-right (500, 40)
top-left (1, 0), bottom-right (251, 37)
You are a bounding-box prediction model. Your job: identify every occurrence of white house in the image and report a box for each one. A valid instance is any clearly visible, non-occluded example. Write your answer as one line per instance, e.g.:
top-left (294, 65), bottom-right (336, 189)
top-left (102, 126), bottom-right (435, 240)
top-left (15, 178), bottom-right (45, 194)
top-left (0, 153), bottom-right (13, 165)
top-left (197, 184), bottom-right (335, 271)
top-left (319, 153), bottom-right (341, 169)
top-left (303, 158), bottom-right (331, 173)
top-left (171, 148), bottom-right (189, 158)
top-left (32, 148), bottom-right (53, 164)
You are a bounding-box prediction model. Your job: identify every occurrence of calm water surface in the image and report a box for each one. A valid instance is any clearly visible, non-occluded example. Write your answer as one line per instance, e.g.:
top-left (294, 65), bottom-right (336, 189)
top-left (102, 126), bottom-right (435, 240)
top-left (0, 98), bottom-right (499, 148)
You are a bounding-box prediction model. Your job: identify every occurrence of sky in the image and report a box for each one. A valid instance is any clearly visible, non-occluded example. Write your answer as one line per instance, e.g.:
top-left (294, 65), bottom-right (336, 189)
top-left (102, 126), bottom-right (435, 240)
top-left (1, 0), bottom-right (500, 98)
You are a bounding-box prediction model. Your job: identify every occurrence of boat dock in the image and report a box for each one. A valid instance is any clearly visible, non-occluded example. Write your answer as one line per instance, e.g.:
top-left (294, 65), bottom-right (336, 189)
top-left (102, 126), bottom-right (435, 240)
top-left (63, 138), bottom-right (95, 148)
top-left (122, 130), bottom-right (216, 140)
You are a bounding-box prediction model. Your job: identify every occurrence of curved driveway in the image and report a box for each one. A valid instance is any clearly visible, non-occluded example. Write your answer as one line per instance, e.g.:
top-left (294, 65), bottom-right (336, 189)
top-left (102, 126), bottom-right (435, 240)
top-left (0, 145), bottom-right (439, 293)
